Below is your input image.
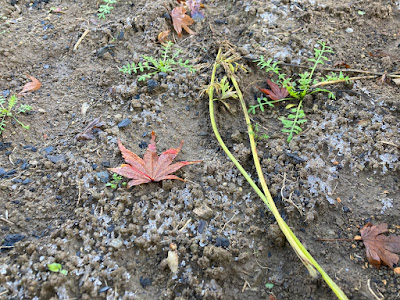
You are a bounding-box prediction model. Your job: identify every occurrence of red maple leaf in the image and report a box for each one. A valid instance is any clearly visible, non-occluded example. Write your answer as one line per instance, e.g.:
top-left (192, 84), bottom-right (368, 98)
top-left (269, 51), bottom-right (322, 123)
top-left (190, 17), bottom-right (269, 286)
top-left (17, 73), bottom-right (41, 96)
top-left (258, 79), bottom-right (289, 101)
top-left (108, 132), bottom-right (201, 186)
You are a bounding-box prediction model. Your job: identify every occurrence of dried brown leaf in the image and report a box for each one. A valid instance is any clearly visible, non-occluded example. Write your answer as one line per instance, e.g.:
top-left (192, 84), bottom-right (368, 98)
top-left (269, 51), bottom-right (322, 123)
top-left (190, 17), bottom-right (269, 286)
top-left (171, 6), bottom-right (196, 38)
top-left (158, 30), bottom-right (171, 45)
top-left (360, 222), bottom-right (400, 269)
top-left (17, 73), bottom-right (42, 96)
top-left (75, 118), bottom-right (106, 141)
top-left (108, 131), bottom-right (201, 187)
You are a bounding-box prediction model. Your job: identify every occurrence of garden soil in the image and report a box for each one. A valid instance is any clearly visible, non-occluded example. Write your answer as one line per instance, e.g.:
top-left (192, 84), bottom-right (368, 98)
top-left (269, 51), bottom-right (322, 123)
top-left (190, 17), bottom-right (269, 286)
top-left (0, 0), bottom-right (399, 299)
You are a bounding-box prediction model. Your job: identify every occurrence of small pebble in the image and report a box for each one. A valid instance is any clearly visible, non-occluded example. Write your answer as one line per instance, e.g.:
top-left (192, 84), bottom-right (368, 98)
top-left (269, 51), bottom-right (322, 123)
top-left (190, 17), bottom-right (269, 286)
top-left (109, 238), bottom-right (123, 249)
top-left (22, 178), bottom-right (32, 185)
top-left (23, 145), bottom-right (37, 152)
top-left (46, 154), bottom-right (66, 164)
top-left (140, 276), bottom-right (152, 288)
top-left (99, 287), bottom-right (110, 294)
top-left (147, 79), bottom-right (159, 92)
top-left (215, 236), bottom-right (230, 248)
top-left (96, 171), bottom-right (109, 183)
top-left (41, 146), bottom-right (54, 154)
top-left (117, 118), bottom-right (131, 128)
top-left (345, 28), bottom-right (353, 33)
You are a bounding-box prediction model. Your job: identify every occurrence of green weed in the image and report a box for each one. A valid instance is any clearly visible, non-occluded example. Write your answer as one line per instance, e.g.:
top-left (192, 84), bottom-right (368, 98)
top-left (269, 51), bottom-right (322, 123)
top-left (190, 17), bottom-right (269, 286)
top-left (98, 0), bottom-right (118, 19)
top-left (47, 263), bottom-right (68, 275)
top-left (120, 41), bottom-right (195, 81)
top-left (106, 173), bottom-right (126, 189)
top-left (0, 95), bottom-right (32, 134)
top-left (250, 41), bottom-right (350, 142)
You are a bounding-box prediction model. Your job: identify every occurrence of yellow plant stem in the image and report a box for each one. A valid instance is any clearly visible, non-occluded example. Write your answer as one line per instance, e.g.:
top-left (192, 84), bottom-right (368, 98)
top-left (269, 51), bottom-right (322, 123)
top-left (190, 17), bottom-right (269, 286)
top-left (208, 47), bottom-right (348, 300)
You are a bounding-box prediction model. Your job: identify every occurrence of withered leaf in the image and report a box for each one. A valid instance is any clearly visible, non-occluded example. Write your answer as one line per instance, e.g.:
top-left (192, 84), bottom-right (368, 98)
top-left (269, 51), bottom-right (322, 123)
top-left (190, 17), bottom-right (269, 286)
top-left (171, 6), bottom-right (196, 38)
top-left (75, 118), bottom-right (106, 141)
top-left (17, 73), bottom-right (42, 96)
top-left (158, 30), bottom-right (171, 45)
top-left (108, 131), bottom-right (201, 187)
top-left (258, 79), bottom-right (289, 102)
top-left (360, 222), bottom-right (400, 269)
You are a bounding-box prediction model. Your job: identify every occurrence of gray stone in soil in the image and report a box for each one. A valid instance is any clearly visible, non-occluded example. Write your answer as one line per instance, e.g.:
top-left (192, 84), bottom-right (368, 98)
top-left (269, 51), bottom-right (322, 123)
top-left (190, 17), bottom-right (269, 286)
top-left (139, 277), bottom-right (152, 288)
top-left (193, 205), bottom-right (214, 220)
top-left (147, 79), bottom-right (159, 92)
top-left (96, 171), bottom-right (110, 183)
top-left (2, 234), bottom-right (25, 247)
top-left (215, 236), bottom-right (229, 248)
top-left (118, 118), bottom-right (131, 128)
top-left (46, 154), bottom-right (66, 164)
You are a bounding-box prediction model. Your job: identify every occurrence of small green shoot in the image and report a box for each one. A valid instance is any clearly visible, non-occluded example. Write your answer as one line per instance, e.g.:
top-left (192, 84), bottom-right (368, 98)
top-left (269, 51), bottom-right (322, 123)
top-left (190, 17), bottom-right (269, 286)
top-left (47, 263), bottom-right (68, 275)
top-left (250, 123), bottom-right (269, 144)
top-left (0, 95), bottom-right (32, 135)
top-left (252, 42), bottom-right (350, 142)
top-left (120, 41), bottom-right (195, 81)
top-left (98, 0), bottom-right (118, 19)
top-left (106, 173), bottom-right (127, 189)
top-left (265, 283), bottom-right (274, 289)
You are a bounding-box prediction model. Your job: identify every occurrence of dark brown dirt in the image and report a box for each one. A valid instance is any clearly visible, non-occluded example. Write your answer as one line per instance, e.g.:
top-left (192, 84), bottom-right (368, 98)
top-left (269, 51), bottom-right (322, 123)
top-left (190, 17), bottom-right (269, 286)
top-left (0, 0), bottom-right (399, 299)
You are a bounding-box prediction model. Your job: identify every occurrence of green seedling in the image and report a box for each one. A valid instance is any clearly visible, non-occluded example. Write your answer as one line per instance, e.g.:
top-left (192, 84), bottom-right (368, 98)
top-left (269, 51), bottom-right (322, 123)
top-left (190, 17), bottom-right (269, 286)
top-left (47, 263), bottom-right (68, 275)
top-left (0, 95), bottom-right (32, 134)
top-left (106, 173), bottom-right (126, 189)
top-left (249, 123), bottom-right (269, 144)
top-left (251, 41), bottom-right (350, 142)
top-left (98, 0), bottom-right (118, 19)
top-left (120, 41), bottom-right (195, 81)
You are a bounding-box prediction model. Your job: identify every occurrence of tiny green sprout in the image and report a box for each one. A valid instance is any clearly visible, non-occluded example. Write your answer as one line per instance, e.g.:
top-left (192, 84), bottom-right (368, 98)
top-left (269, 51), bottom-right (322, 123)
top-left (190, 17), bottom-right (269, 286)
top-left (0, 94), bottom-right (32, 135)
top-left (120, 41), bottom-right (195, 81)
top-left (265, 283), bottom-right (274, 289)
top-left (48, 263), bottom-right (68, 275)
top-left (106, 173), bottom-right (126, 189)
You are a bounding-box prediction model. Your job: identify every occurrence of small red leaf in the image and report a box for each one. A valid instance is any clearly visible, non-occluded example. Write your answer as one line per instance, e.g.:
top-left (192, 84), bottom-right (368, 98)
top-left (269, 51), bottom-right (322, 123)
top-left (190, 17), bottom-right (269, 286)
top-left (109, 132), bottom-right (201, 187)
top-left (258, 79), bottom-right (289, 102)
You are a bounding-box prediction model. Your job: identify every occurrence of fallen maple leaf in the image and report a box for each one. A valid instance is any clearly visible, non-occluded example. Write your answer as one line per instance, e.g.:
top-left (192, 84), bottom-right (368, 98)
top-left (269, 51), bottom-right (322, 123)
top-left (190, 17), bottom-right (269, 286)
top-left (359, 222), bottom-right (400, 269)
top-left (108, 132), bottom-right (201, 186)
top-left (17, 73), bottom-right (42, 96)
top-left (171, 6), bottom-right (196, 38)
top-left (258, 79), bottom-right (289, 101)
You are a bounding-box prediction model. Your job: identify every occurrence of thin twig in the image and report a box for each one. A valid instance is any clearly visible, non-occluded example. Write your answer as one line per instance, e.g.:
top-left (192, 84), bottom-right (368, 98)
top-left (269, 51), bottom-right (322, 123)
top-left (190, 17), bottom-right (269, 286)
top-left (378, 141), bottom-right (400, 149)
top-left (277, 62), bottom-right (400, 78)
top-left (367, 279), bottom-right (384, 300)
top-left (311, 76), bottom-right (377, 89)
top-left (0, 217), bottom-right (14, 225)
top-left (73, 29), bottom-right (90, 51)
top-left (178, 218), bottom-right (192, 232)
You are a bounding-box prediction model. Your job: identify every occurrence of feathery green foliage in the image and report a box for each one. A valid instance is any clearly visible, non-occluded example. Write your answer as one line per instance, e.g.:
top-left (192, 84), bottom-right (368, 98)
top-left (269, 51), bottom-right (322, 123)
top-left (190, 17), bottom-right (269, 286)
top-left (251, 42), bottom-right (350, 142)
top-left (0, 95), bottom-right (32, 134)
top-left (120, 41), bottom-right (195, 81)
top-left (98, 0), bottom-right (118, 19)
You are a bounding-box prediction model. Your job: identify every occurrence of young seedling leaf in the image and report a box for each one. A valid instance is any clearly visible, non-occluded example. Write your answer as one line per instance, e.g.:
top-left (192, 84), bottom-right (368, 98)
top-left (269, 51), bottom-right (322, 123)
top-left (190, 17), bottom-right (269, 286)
top-left (108, 132), bottom-right (201, 187)
top-left (359, 222), bottom-right (400, 269)
top-left (17, 73), bottom-right (41, 96)
top-left (171, 6), bottom-right (196, 38)
top-left (258, 79), bottom-right (289, 102)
